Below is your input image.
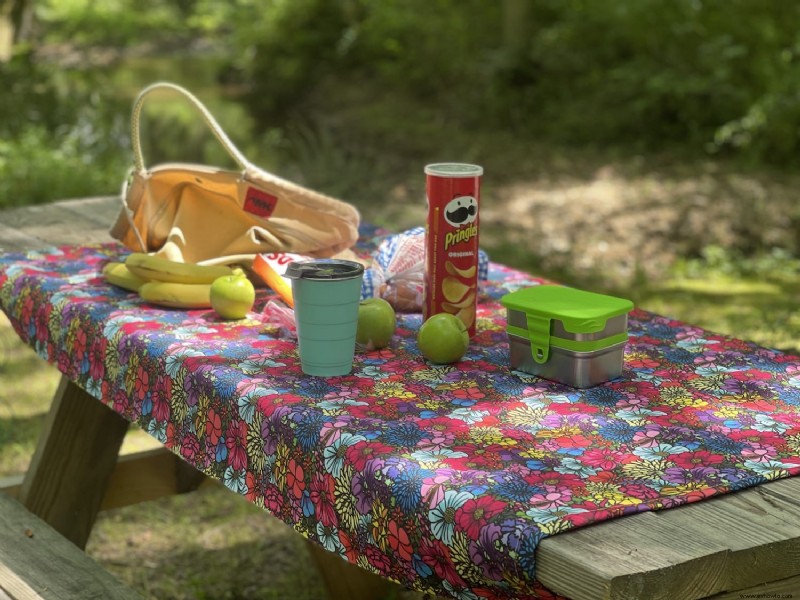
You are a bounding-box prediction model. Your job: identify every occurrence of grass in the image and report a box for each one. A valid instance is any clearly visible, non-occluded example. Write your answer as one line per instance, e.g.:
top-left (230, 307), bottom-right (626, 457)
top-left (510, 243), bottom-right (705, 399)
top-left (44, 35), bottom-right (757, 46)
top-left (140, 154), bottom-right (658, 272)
top-left (0, 320), bottom-right (59, 475)
top-left (634, 276), bottom-right (799, 355)
top-left (87, 488), bottom-right (331, 600)
top-left (631, 246), bottom-right (800, 356)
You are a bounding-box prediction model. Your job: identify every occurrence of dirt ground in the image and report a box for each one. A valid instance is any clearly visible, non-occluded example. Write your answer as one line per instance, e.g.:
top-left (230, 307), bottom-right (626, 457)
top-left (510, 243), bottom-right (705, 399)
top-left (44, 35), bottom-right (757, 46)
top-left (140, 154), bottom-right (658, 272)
top-left (483, 161), bottom-right (799, 285)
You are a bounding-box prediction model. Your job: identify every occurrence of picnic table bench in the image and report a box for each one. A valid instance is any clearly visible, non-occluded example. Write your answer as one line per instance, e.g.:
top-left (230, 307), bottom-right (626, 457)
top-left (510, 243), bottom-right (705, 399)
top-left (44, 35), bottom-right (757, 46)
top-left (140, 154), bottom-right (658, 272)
top-left (0, 493), bottom-right (142, 599)
top-left (1, 196), bottom-right (800, 600)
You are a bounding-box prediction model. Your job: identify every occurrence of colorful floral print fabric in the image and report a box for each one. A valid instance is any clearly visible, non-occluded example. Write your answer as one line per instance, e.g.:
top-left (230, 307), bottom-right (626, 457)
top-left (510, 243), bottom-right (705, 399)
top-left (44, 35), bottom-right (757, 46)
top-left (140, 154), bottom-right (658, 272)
top-left (1, 229), bottom-right (800, 600)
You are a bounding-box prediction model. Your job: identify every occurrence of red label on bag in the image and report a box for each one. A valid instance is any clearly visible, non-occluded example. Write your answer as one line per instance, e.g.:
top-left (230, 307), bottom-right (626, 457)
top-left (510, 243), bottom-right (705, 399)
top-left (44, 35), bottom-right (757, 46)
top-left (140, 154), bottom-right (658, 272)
top-left (244, 187), bottom-right (278, 218)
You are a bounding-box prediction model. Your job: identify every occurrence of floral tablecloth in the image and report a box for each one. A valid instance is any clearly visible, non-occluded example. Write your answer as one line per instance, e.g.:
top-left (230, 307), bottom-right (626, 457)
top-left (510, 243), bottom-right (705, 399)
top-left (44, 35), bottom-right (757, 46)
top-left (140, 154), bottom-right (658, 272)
top-left (1, 227), bottom-right (799, 600)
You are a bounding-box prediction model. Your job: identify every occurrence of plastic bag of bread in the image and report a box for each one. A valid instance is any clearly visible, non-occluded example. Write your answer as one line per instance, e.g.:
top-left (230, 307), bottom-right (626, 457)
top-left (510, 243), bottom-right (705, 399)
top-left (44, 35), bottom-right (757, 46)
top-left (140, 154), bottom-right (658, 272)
top-left (362, 227), bottom-right (489, 313)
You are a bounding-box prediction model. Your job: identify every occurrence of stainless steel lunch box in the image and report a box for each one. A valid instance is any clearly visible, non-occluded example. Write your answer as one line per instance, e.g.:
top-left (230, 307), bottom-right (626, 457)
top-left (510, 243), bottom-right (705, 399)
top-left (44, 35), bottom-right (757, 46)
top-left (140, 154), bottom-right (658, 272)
top-left (500, 285), bottom-right (633, 388)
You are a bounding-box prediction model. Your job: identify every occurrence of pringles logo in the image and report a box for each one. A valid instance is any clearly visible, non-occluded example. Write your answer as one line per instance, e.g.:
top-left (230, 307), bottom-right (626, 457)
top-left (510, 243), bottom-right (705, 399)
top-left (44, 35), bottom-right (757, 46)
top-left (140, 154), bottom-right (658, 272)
top-left (444, 222), bottom-right (478, 250)
top-left (443, 195), bottom-right (478, 250)
top-left (444, 195), bottom-right (477, 227)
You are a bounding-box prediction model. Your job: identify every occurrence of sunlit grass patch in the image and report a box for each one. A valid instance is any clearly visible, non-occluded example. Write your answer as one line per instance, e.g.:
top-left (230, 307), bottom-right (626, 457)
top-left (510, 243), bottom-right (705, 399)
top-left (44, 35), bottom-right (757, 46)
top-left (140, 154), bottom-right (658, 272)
top-left (0, 313), bottom-right (60, 476)
top-left (630, 247), bottom-right (800, 355)
top-left (89, 487), bottom-right (330, 600)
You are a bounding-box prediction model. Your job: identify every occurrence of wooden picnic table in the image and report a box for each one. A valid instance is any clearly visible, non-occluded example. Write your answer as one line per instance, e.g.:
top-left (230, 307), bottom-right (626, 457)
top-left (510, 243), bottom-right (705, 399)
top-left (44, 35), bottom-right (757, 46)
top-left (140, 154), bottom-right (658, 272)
top-left (1, 196), bottom-right (800, 600)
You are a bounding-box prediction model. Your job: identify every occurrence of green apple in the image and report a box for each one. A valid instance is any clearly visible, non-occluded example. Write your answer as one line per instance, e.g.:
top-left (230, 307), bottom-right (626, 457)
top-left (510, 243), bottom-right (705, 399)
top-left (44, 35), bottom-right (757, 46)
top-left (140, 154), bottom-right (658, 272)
top-left (210, 268), bottom-right (256, 320)
top-left (417, 313), bottom-right (469, 364)
top-left (356, 297), bottom-right (396, 350)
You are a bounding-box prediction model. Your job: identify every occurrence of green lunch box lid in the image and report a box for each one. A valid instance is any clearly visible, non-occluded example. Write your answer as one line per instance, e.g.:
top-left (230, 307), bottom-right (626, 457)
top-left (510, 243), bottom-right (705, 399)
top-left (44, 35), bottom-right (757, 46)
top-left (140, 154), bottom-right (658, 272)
top-left (500, 285), bottom-right (634, 364)
top-left (501, 285), bottom-right (633, 332)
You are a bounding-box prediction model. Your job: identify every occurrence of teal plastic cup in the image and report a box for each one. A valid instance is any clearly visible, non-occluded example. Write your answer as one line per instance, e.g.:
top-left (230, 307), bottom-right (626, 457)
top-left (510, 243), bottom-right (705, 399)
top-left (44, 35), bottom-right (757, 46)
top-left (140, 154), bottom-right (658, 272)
top-left (285, 259), bottom-right (365, 376)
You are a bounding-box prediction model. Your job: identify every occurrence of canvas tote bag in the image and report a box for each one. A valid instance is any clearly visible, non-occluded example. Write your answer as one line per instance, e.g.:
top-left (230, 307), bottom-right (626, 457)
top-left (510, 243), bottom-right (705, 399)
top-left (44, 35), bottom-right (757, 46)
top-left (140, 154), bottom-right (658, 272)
top-left (110, 82), bottom-right (361, 265)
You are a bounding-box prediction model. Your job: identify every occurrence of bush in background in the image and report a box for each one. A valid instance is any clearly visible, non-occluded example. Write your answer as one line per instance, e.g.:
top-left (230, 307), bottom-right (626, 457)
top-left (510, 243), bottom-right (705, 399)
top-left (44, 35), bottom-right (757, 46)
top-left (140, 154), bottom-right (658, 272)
top-left (511, 0), bottom-right (800, 163)
top-left (231, 0), bottom-right (800, 165)
top-left (4, 0), bottom-right (800, 210)
top-left (0, 53), bottom-right (129, 208)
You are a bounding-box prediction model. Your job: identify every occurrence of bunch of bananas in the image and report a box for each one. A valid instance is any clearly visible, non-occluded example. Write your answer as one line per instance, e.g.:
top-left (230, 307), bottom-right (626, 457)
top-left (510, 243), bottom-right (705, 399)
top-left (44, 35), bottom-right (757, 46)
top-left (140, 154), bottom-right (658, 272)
top-left (102, 254), bottom-right (233, 309)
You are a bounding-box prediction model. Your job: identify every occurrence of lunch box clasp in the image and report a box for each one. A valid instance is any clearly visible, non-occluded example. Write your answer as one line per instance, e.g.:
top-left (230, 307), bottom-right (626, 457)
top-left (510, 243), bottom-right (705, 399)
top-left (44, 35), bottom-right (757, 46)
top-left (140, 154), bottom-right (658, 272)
top-left (526, 314), bottom-right (551, 364)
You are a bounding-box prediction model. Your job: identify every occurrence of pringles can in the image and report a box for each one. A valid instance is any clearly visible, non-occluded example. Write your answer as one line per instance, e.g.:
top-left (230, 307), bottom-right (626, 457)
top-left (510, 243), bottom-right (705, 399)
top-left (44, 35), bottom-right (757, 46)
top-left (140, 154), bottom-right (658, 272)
top-left (423, 163), bottom-right (483, 336)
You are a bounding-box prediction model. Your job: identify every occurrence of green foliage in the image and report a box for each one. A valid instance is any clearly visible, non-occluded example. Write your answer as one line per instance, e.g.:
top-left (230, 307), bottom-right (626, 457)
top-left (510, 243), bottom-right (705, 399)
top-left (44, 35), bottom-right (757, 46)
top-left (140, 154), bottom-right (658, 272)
top-left (345, 0), bottom-right (500, 95)
top-left (19, 0), bottom-right (800, 166)
top-left (713, 74), bottom-right (800, 164)
top-left (230, 0), bottom-right (800, 165)
top-left (0, 126), bottom-right (127, 208)
top-left (0, 54), bottom-right (130, 208)
top-left (37, 0), bottom-right (190, 46)
top-left (135, 95), bottom-right (257, 169)
top-left (0, 53), bottom-right (78, 136)
top-left (511, 0), bottom-right (800, 162)
top-left (238, 0), bottom-right (354, 124)
top-left (4, 1), bottom-right (800, 198)
top-left (227, 0), bottom-right (503, 128)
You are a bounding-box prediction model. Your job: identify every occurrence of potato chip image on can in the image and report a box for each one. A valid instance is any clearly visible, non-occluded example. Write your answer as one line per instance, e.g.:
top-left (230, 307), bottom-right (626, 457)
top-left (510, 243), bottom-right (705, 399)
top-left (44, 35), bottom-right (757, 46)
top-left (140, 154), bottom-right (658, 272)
top-left (423, 163), bottom-right (483, 336)
top-left (445, 262), bottom-right (477, 279)
top-left (442, 290), bottom-right (476, 313)
top-left (442, 276), bottom-right (470, 303)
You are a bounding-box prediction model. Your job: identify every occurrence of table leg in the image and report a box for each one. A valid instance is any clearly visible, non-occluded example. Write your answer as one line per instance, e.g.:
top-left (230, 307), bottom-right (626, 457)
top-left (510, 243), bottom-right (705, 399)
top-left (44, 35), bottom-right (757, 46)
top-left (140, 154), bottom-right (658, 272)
top-left (17, 375), bottom-right (129, 549)
top-left (306, 540), bottom-right (405, 600)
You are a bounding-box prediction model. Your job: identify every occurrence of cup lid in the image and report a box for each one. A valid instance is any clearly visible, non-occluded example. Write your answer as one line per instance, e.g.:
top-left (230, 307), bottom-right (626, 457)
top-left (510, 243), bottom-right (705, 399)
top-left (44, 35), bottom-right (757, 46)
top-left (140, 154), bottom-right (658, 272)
top-left (284, 259), bottom-right (365, 280)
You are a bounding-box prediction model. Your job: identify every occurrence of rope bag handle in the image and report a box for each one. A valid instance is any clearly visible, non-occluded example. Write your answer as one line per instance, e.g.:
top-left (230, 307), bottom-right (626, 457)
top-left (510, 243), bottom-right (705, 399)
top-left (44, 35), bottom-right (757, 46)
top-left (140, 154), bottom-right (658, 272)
top-left (120, 81), bottom-right (360, 258)
top-left (131, 81), bottom-right (251, 173)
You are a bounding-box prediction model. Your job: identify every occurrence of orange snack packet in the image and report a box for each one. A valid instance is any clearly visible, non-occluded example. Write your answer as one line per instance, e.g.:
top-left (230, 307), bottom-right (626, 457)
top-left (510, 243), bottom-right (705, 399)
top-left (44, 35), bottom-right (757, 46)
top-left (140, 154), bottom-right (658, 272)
top-left (251, 252), bottom-right (309, 308)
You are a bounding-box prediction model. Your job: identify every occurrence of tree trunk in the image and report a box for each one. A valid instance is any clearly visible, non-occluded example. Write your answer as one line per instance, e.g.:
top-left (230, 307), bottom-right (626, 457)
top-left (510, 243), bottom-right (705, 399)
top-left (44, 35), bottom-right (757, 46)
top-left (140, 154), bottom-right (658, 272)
top-left (0, 0), bottom-right (32, 62)
top-left (502, 0), bottom-right (531, 58)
